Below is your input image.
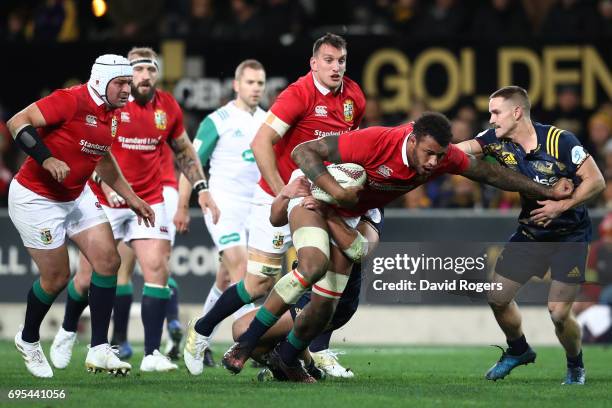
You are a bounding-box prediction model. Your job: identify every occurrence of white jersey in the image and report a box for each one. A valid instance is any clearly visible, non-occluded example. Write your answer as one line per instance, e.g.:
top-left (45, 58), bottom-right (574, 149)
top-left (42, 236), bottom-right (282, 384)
top-left (193, 101), bottom-right (266, 200)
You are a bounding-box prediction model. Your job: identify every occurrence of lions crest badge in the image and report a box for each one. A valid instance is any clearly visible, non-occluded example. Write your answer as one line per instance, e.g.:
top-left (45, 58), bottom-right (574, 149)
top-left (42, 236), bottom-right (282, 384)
top-left (154, 110), bottom-right (167, 130)
top-left (111, 116), bottom-right (118, 138)
top-left (343, 98), bottom-right (354, 122)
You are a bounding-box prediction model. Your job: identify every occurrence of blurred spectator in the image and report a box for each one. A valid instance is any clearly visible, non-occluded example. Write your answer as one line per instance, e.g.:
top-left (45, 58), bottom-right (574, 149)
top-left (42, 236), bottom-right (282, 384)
top-left (0, 121), bottom-right (13, 207)
top-left (437, 175), bottom-right (482, 208)
top-left (539, 0), bottom-right (600, 40)
top-left (548, 86), bottom-right (587, 142)
top-left (107, 0), bottom-right (164, 40)
top-left (390, 0), bottom-right (420, 35)
top-left (451, 118), bottom-right (472, 144)
top-left (5, 6), bottom-right (29, 41)
top-left (223, 0), bottom-right (264, 41)
top-left (586, 112), bottom-right (612, 172)
top-left (412, 0), bottom-right (468, 40)
top-left (471, 0), bottom-right (531, 42)
top-left (595, 0), bottom-right (612, 38)
top-left (604, 176), bottom-right (612, 209)
top-left (604, 139), bottom-right (612, 179)
top-left (185, 0), bottom-right (222, 39)
top-left (261, 0), bottom-right (309, 42)
top-left (455, 101), bottom-right (479, 134)
top-left (403, 185), bottom-right (431, 208)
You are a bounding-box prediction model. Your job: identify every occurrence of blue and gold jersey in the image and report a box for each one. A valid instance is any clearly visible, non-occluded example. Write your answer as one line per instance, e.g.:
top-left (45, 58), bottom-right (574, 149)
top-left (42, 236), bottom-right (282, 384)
top-left (476, 122), bottom-right (591, 241)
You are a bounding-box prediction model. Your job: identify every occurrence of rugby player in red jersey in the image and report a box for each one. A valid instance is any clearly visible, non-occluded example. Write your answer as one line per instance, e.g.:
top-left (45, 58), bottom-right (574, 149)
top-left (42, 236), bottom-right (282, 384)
top-left (7, 54), bottom-right (154, 378)
top-left (224, 112), bottom-right (575, 381)
top-left (48, 47), bottom-right (217, 374)
top-left (183, 33), bottom-right (370, 377)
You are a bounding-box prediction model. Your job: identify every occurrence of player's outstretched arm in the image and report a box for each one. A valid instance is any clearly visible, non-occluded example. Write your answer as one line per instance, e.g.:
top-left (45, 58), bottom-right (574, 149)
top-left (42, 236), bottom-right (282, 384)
top-left (461, 156), bottom-right (574, 200)
top-left (251, 123), bottom-right (285, 195)
top-left (95, 153), bottom-right (156, 227)
top-left (170, 132), bottom-right (220, 224)
top-left (8, 103), bottom-right (70, 182)
top-left (291, 136), bottom-right (359, 207)
top-left (455, 139), bottom-right (484, 158)
top-left (530, 156), bottom-right (605, 225)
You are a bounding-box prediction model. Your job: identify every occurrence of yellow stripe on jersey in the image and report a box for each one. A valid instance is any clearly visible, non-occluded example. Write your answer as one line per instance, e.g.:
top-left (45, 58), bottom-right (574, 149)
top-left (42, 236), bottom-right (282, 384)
top-left (553, 128), bottom-right (562, 159)
top-left (546, 126), bottom-right (555, 156)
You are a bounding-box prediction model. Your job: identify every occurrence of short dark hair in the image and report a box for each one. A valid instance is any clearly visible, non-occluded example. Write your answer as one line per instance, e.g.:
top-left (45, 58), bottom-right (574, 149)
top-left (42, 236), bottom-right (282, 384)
top-left (490, 86), bottom-right (531, 116)
top-left (413, 112), bottom-right (453, 147)
top-left (312, 33), bottom-right (347, 56)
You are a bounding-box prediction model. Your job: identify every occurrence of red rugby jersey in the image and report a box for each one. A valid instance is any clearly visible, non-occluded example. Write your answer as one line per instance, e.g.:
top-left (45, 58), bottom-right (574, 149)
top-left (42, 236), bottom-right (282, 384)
top-left (259, 72), bottom-right (365, 196)
top-left (160, 143), bottom-right (178, 189)
top-left (337, 123), bottom-right (470, 217)
top-left (89, 89), bottom-right (184, 206)
top-left (16, 84), bottom-right (118, 201)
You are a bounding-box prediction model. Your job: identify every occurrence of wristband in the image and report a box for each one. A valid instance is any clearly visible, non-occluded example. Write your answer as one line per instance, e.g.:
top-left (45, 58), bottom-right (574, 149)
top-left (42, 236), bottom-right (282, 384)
top-left (193, 179), bottom-right (209, 194)
top-left (92, 171), bottom-right (102, 185)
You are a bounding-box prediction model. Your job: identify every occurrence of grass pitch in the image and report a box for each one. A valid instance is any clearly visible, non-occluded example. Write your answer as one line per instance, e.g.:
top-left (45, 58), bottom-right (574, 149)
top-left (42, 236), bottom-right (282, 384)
top-left (1, 341), bottom-right (610, 407)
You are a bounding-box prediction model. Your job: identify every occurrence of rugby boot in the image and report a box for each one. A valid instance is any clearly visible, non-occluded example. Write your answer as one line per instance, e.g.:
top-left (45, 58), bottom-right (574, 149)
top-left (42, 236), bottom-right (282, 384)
top-left (165, 319), bottom-right (183, 361)
top-left (485, 345), bottom-right (536, 381)
top-left (85, 343), bottom-right (131, 376)
top-left (221, 341), bottom-right (253, 374)
top-left (562, 367), bottom-right (586, 385)
top-left (15, 330), bottom-right (53, 378)
top-left (183, 318), bottom-right (210, 375)
top-left (140, 350), bottom-right (178, 372)
top-left (203, 348), bottom-right (216, 367)
top-left (311, 349), bottom-right (354, 378)
top-left (50, 327), bottom-right (77, 369)
top-left (267, 348), bottom-right (316, 383)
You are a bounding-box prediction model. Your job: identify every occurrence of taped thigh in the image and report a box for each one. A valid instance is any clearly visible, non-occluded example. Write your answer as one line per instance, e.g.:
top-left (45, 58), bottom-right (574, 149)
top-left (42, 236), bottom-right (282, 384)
top-left (293, 227), bottom-right (330, 259)
top-left (246, 252), bottom-right (283, 277)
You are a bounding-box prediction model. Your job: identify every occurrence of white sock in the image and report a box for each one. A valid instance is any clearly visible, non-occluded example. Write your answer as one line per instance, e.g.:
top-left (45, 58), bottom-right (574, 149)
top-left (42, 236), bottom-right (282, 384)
top-left (201, 285), bottom-right (223, 343)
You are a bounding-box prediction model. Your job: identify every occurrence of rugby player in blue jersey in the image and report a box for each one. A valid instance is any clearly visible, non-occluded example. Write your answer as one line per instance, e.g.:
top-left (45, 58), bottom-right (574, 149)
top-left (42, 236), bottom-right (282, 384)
top-left (457, 86), bottom-right (605, 385)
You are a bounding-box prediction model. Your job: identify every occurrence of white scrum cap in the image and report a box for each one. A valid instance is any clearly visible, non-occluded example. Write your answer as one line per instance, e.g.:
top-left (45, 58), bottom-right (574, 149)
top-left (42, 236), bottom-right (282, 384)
top-left (89, 54), bottom-right (132, 104)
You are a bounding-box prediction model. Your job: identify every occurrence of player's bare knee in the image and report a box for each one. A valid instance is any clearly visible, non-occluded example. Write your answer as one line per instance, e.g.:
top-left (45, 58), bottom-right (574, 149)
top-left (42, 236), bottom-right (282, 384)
top-left (488, 298), bottom-right (512, 312)
top-left (548, 304), bottom-right (571, 327)
top-left (42, 272), bottom-right (71, 294)
top-left (73, 272), bottom-right (91, 293)
top-left (296, 256), bottom-right (329, 283)
top-left (244, 274), bottom-right (273, 299)
top-left (92, 248), bottom-right (121, 275)
top-left (232, 317), bottom-right (250, 341)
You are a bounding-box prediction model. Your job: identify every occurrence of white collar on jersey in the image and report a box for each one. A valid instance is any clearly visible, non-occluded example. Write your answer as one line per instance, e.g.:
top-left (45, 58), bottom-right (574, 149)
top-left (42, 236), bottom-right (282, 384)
top-left (87, 82), bottom-right (105, 106)
top-left (401, 133), bottom-right (411, 168)
top-left (312, 72), bottom-right (343, 96)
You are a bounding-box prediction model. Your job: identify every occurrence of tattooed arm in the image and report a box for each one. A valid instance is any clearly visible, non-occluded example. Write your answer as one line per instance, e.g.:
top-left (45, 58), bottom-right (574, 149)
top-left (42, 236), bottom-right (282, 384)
top-left (291, 136), bottom-right (360, 207)
top-left (169, 132), bottom-right (220, 224)
top-left (460, 156), bottom-right (573, 200)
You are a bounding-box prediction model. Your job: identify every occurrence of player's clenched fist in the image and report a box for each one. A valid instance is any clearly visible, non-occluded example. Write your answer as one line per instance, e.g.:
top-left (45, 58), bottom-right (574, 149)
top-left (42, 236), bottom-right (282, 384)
top-left (42, 157), bottom-right (70, 183)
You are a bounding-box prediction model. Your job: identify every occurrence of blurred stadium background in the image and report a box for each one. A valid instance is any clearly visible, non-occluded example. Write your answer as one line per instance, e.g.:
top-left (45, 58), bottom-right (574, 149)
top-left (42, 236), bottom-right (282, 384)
top-left (0, 0), bottom-right (611, 346)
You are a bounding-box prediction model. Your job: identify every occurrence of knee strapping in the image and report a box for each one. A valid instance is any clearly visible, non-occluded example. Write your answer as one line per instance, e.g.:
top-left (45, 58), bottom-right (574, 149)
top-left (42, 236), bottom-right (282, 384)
top-left (275, 269), bottom-right (310, 304)
top-left (343, 231), bottom-right (369, 263)
top-left (293, 227), bottom-right (330, 259)
top-left (247, 257), bottom-right (282, 277)
top-left (312, 271), bottom-right (349, 300)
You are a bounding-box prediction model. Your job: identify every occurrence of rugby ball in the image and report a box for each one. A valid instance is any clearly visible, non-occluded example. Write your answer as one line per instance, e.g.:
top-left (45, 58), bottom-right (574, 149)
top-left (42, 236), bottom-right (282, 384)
top-left (311, 163), bottom-right (366, 204)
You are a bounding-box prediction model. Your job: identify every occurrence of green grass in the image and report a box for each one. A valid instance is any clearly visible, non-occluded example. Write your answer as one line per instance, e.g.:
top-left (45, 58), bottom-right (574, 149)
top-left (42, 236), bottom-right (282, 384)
top-left (1, 341), bottom-right (610, 407)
